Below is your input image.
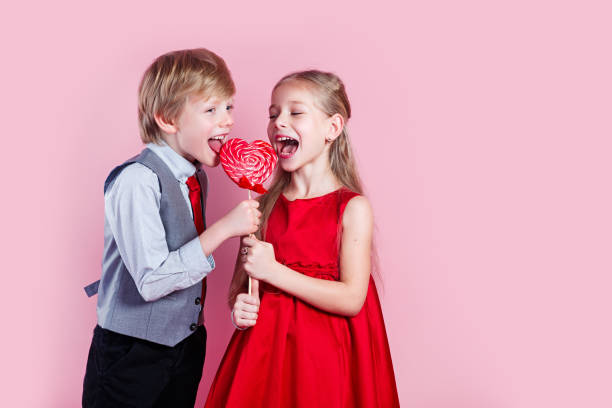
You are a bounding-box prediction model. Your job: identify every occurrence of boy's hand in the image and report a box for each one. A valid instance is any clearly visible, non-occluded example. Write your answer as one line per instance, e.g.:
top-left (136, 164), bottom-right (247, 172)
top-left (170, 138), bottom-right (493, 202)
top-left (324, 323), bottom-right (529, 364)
top-left (232, 279), bottom-right (260, 329)
top-left (198, 200), bottom-right (260, 257)
top-left (223, 200), bottom-right (261, 237)
top-left (241, 236), bottom-right (277, 282)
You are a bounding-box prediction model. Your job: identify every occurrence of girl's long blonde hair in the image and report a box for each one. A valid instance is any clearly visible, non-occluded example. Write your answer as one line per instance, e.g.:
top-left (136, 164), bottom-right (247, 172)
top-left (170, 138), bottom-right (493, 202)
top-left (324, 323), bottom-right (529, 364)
top-left (228, 70), bottom-right (378, 307)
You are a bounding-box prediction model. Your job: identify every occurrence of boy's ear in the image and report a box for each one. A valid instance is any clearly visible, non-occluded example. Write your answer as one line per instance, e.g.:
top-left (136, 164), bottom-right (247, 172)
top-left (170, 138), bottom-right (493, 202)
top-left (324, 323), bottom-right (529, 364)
top-left (154, 113), bottom-right (178, 134)
top-left (325, 113), bottom-right (344, 143)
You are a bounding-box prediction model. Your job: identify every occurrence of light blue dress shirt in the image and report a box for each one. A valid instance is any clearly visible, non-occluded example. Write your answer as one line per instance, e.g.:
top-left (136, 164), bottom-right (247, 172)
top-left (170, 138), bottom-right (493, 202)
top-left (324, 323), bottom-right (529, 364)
top-left (103, 141), bottom-right (215, 302)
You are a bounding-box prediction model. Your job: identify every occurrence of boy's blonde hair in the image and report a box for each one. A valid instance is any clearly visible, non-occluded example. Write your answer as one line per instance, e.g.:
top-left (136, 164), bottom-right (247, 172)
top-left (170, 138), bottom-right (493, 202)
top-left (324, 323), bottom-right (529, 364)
top-left (138, 48), bottom-right (235, 144)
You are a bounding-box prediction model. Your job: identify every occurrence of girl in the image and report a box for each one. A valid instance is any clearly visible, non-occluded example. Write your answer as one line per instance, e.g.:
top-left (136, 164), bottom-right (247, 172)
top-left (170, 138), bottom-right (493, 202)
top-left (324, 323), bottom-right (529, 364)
top-left (205, 70), bottom-right (399, 407)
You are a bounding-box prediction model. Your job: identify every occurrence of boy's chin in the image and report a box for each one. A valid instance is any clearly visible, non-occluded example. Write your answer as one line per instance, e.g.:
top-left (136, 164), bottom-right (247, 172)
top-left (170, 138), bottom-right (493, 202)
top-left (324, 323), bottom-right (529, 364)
top-left (192, 150), bottom-right (220, 167)
top-left (201, 156), bottom-right (221, 168)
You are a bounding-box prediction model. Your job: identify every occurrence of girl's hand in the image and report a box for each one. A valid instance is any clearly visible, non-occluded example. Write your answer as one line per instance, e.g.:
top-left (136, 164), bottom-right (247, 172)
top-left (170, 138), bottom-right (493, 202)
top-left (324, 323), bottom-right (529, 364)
top-left (232, 279), bottom-right (260, 329)
top-left (241, 236), bottom-right (277, 282)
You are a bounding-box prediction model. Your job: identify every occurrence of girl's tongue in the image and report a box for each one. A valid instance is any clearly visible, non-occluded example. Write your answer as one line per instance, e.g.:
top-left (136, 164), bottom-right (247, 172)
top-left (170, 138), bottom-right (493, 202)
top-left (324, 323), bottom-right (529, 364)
top-left (208, 139), bottom-right (223, 153)
top-left (279, 139), bottom-right (299, 156)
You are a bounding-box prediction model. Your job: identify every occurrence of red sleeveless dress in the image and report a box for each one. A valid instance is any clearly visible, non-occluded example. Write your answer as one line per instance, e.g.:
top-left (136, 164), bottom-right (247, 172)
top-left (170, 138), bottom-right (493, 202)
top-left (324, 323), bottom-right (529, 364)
top-left (205, 189), bottom-right (400, 407)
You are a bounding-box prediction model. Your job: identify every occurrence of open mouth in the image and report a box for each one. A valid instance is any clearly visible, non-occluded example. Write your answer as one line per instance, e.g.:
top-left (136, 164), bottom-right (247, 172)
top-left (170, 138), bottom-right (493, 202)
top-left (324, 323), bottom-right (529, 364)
top-left (208, 134), bottom-right (226, 154)
top-left (276, 135), bottom-right (299, 158)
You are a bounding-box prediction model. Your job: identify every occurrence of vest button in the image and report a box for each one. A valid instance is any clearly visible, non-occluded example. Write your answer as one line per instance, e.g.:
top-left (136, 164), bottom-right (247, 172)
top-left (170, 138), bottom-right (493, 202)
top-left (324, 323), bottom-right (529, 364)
top-left (195, 297), bottom-right (201, 305)
top-left (189, 323), bottom-right (197, 331)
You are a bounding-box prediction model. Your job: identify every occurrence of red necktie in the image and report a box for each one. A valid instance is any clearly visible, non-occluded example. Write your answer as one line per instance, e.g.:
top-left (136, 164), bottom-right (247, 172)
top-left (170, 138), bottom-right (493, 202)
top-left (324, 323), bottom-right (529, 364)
top-left (186, 174), bottom-right (207, 304)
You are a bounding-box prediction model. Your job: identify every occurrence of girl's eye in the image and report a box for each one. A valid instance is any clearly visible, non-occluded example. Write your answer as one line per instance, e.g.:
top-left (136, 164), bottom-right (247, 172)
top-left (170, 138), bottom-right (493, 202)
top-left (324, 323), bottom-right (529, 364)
top-left (206, 107), bottom-right (216, 113)
top-left (291, 112), bottom-right (303, 116)
top-left (226, 105), bottom-right (234, 111)
top-left (269, 113), bottom-right (278, 119)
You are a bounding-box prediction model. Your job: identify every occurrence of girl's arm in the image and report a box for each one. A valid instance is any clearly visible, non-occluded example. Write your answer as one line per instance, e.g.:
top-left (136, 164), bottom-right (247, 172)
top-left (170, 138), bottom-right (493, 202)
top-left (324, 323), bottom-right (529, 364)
top-left (241, 195), bottom-right (373, 317)
top-left (228, 248), bottom-right (248, 309)
top-left (228, 245), bottom-right (260, 328)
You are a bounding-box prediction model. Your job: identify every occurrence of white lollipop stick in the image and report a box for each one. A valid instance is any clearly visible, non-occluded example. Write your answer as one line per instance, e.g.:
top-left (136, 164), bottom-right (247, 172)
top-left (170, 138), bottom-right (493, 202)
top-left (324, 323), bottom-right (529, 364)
top-left (248, 189), bottom-right (254, 296)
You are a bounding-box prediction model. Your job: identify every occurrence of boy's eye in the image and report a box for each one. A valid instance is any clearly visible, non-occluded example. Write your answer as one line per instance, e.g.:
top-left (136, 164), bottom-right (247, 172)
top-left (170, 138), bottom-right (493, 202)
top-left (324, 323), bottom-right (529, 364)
top-left (269, 113), bottom-right (278, 119)
top-left (291, 112), bottom-right (303, 116)
top-left (226, 105), bottom-right (234, 111)
top-left (206, 107), bottom-right (216, 113)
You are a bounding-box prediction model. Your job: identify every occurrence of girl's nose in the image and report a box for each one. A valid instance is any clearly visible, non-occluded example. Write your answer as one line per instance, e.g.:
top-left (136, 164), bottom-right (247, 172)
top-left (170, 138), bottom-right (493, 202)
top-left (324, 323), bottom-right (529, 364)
top-left (274, 115), bottom-right (287, 129)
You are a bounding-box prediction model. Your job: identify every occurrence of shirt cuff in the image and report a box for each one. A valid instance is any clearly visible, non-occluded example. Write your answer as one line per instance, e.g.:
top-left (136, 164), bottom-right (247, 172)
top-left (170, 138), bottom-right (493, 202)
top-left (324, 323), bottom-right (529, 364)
top-left (180, 236), bottom-right (215, 277)
top-left (207, 253), bottom-right (215, 269)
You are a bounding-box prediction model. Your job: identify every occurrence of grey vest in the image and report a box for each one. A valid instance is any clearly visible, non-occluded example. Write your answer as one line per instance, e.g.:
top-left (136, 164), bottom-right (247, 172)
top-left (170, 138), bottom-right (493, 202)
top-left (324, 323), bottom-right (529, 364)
top-left (84, 148), bottom-right (208, 346)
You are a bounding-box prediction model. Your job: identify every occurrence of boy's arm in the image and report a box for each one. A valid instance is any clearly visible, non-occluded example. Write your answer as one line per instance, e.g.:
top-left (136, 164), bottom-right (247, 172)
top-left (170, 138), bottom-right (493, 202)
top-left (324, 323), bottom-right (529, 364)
top-left (106, 164), bottom-right (214, 302)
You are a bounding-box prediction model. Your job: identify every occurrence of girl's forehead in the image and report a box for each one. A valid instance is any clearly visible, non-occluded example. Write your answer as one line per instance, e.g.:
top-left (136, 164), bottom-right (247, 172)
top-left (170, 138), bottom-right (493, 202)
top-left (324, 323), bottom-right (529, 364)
top-left (271, 81), bottom-right (316, 104)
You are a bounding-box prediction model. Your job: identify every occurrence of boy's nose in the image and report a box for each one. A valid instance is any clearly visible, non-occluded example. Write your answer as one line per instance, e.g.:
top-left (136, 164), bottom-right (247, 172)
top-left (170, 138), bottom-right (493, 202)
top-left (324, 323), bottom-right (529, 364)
top-left (221, 111), bottom-right (234, 128)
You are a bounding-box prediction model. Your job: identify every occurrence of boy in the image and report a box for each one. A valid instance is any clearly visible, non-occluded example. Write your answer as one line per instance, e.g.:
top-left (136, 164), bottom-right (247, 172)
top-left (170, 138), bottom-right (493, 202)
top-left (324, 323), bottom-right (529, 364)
top-left (82, 48), bottom-right (260, 407)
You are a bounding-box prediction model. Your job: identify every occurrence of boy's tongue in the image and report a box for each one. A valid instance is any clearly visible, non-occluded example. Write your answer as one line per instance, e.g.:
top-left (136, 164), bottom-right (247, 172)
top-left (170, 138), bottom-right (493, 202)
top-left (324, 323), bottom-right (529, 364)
top-left (208, 139), bottom-right (223, 153)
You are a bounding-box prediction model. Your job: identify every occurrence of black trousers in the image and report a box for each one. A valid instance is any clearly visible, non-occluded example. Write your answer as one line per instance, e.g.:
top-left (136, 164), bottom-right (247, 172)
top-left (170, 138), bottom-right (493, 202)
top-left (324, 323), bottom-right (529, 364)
top-left (83, 325), bottom-right (206, 408)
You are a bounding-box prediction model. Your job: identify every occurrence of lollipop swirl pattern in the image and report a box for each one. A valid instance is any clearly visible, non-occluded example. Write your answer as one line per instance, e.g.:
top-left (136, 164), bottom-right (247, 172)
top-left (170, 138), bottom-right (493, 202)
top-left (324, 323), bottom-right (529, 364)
top-left (220, 138), bottom-right (278, 193)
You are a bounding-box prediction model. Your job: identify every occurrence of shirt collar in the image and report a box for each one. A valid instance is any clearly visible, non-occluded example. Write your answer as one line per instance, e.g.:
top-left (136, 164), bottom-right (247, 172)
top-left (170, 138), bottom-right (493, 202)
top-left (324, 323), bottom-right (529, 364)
top-left (146, 141), bottom-right (201, 182)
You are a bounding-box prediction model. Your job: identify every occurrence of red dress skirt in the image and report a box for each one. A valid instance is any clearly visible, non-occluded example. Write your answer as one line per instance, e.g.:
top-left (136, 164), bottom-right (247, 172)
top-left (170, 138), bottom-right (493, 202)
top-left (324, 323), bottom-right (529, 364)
top-left (205, 189), bottom-right (400, 407)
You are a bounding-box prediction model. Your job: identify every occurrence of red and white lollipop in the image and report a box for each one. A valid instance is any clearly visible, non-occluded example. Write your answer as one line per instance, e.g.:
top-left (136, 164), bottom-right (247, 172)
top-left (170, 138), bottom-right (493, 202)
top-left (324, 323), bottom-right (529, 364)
top-left (219, 138), bottom-right (277, 194)
top-left (219, 138), bottom-right (278, 295)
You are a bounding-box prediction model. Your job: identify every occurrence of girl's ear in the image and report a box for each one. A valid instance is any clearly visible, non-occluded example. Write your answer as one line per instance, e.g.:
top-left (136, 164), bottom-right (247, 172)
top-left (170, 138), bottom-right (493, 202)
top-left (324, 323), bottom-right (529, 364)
top-left (154, 113), bottom-right (178, 134)
top-left (325, 113), bottom-right (345, 143)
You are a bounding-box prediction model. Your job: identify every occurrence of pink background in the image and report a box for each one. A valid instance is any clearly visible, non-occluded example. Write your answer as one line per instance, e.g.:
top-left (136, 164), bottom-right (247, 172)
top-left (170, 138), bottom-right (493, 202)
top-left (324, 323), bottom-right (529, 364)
top-left (2, 0), bottom-right (611, 406)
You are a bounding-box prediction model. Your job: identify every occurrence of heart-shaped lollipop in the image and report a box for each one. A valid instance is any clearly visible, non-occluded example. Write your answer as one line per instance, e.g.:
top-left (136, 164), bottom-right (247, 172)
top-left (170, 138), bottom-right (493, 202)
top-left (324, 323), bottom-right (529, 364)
top-left (219, 138), bottom-right (278, 193)
top-left (220, 138), bottom-right (278, 296)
